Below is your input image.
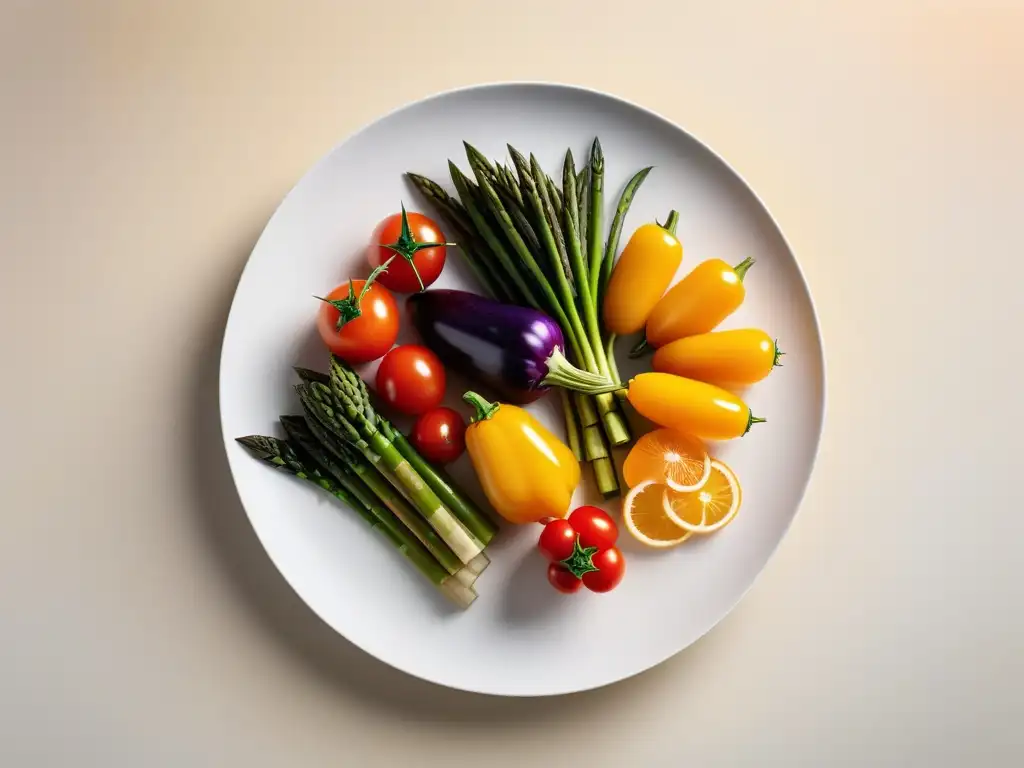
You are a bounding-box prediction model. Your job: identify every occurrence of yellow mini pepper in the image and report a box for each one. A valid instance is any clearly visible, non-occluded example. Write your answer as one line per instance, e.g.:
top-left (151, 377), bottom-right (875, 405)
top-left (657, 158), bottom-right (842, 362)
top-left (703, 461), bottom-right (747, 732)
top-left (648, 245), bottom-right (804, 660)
top-left (653, 329), bottom-right (783, 386)
top-left (462, 391), bottom-right (580, 525)
top-left (632, 257), bottom-right (755, 355)
top-left (603, 212), bottom-right (683, 335)
top-left (623, 373), bottom-right (765, 441)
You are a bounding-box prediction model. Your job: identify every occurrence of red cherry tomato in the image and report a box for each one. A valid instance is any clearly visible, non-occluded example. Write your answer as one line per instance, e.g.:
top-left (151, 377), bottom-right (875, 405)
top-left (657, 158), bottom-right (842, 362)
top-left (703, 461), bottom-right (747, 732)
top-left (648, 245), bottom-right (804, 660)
top-left (547, 563), bottom-right (583, 594)
top-left (538, 519), bottom-right (577, 562)
top-left (375, 345), bottom-right (446, 415)
top-left (410, 407), bottom-right (466, 464)
top-left (568, 506), bottom-right (619, 551)
top-left (582, 547), bottom-right (626, 593)
top-left (369, 207), bottom-right (449, 293)
top-left (316, 278), bottom-right (398, 364)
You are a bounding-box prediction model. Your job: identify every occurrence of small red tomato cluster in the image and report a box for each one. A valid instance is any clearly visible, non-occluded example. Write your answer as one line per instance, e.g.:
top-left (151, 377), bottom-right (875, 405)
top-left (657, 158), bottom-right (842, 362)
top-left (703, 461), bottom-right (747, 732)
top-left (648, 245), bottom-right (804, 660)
top-left (538, 506), bottom-right (626, 594)
top-left (315, 207), bottom-right (468, 461)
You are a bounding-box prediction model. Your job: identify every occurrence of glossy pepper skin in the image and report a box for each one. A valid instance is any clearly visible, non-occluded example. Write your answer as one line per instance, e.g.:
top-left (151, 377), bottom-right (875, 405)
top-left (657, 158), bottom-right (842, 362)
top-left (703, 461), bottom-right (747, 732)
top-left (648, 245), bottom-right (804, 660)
top-left (603, 215), bottom-right (682, 335)
top-left (653, 329), bottom-right (782, 385)
top-left (638, 257), bottom-right (755, 352)
top-left (624, 372), bottom-right (765, 440)
top-left (462, 391), bottom-right (580, 525)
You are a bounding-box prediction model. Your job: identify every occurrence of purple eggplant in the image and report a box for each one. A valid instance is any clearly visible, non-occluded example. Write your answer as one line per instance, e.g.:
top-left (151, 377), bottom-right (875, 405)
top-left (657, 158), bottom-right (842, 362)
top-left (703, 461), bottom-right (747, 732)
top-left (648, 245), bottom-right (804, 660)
top-left (407, 289), bottom-right (612, 405)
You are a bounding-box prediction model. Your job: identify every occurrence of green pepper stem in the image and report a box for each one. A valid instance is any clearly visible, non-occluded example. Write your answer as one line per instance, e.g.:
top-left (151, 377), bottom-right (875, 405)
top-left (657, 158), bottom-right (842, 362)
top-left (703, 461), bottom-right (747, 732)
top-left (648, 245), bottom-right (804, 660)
top-left (745, 413), bottom-right (767, 435)
top-left (733, 257), bottom-right (755, 281)
top-left (661, 210), bottom-right (679, 236)
top-left (629, 337), bottom-right (651, 357)
top-left (462, 391), bottom-right (500, 423)
top-left (773, 340), bottom-right (785, 368)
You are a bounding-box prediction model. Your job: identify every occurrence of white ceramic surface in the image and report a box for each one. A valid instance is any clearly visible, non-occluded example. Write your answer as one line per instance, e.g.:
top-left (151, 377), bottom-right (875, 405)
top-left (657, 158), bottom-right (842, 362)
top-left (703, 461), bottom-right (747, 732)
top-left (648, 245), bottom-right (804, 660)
top-left (219, 83), bottom-right (825, 696)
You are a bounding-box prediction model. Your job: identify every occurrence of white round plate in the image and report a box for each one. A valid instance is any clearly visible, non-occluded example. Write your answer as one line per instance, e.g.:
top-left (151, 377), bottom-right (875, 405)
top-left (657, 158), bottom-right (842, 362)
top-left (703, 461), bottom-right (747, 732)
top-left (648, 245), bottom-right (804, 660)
top-left (220, 83), bottom-right (825, 696)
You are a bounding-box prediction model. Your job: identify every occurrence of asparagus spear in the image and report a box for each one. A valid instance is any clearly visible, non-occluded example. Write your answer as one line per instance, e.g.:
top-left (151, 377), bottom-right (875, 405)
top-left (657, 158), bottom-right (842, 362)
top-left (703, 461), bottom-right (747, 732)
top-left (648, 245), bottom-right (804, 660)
top-left (406, 172), bottom-right (513, 302)
top-left (449, 162), bottom-right (543, 311)
top-left (297, 374), bottom-right (485, 565)
top-left (236, 435), bottom-right (476, 608)
top-left (587, 138), bottom-right (606, 301)
top-left (327, 357), bottom-right (498, 547)
top-left (378, 418), bottom-right (499, 545)
top-left (577, 166), bottom-right (590, 252)
top-left (600, 165), bottom-right (653, 301)
top-left (287, 405), bottom-right (469, 578)
top-left (283, 415), bottom-right (487, 583)
top-left (326, 362), bottom-right (496, 572)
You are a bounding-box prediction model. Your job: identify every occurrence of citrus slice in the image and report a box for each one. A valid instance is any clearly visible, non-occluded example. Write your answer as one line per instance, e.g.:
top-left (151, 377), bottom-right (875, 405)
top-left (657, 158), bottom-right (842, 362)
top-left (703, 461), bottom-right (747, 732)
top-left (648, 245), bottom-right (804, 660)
top-left (622, 428), bottom-right (711, 491)
top-left (622, 481), bottom-right (693, 548)
top-left (663, 459), bottom-right (741, 533)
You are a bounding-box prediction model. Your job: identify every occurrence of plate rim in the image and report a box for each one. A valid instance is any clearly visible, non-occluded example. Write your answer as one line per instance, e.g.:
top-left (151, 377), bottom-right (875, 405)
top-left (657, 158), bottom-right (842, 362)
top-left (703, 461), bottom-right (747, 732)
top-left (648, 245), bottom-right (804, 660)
top-left (218, 81), bottom-right (828, 697)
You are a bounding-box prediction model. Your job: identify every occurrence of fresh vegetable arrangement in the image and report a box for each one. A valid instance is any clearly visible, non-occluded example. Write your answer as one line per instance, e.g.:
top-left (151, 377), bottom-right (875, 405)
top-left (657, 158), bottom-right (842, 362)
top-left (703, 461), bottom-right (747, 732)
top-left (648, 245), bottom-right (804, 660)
top-left (408, 141), bottom-right (652, 497)
top-left (236, 135), bottom-right (788, 610)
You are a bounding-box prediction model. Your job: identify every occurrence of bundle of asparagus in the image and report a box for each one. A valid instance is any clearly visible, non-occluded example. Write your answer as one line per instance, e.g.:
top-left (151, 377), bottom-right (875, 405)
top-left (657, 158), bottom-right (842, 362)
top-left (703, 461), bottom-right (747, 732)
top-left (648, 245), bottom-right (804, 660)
top-left (408, 140), bottom-right (651, 498)
top-left (237, 357), bottom-right (498, 609)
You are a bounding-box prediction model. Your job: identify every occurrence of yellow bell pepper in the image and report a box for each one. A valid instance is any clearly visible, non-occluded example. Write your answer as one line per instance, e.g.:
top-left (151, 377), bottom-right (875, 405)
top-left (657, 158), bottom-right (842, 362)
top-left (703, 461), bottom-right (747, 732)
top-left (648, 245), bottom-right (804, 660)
top-left (603, 213), bottom-right (683, 335)
top-left (462, 391), bottom-right (580, 525)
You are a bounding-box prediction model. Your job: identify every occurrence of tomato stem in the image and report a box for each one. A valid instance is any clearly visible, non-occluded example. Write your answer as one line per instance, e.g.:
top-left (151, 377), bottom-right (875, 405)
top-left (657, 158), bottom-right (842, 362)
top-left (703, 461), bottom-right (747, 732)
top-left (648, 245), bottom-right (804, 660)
top-left (559, 536), bottom-right (600, 579)
top-left (733, 257), bottom-right (755, 281)
top-left (462, 391), bottom-right (500, 423)
top-left (773, 340), bottom-right (785, 368)
top-left (315, 256), bottom-right (395, 331)
top-left (381, 203), bottom-right (455, 292)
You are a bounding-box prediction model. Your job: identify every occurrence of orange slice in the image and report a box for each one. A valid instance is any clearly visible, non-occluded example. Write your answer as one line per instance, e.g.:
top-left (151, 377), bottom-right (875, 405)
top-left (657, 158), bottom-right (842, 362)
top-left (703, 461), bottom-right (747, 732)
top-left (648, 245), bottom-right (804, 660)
top-left (663, 460), bottom-right (741, 533)
top-left (622, 428), bottom-right (711, 491)
top-left (622, 481), bottom-right (693, 548)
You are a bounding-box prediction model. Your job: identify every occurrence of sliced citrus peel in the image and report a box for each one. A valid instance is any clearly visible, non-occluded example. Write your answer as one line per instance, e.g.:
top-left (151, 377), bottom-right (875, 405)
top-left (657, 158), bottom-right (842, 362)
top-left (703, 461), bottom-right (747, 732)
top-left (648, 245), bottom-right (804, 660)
top-left (663, 459), bottom-right (741, 534)
top-left (622, 481), bottom-right (693, 548)
top-left (622, 428), bottom-right (711, 492)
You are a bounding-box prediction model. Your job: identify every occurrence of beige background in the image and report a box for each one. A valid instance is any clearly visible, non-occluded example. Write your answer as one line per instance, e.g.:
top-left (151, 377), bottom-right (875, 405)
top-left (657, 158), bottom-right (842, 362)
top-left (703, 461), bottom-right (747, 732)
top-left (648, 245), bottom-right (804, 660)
top-left (2, 1), bottom-right (1022, 765)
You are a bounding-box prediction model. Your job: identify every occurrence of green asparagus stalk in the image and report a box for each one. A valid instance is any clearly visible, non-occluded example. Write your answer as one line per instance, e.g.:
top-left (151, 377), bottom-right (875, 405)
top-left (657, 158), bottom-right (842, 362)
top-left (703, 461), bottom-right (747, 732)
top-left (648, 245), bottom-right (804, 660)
top-left (577, 166), bottom-right (590, 251)
top-left (377, 415), bottom-right (499, 546)
top-left (281, 415), bottom-right (486, 584)
top-left (506, 147), bottom-right (576, 294)
top-left (546, 175), bottom-right (564, 218)
top-left (600, 165), bottom-right (653, 301)
top-left (559, 149), bottom-right (630, 449)
top-left (298, 375), bottom-right (485, 565)
top-left (406, 173), bottom-right (517, 303)
top-left (558, 387), bottom-right (583, 460)
top-left (492, 181), bottom-right (542, 256)
top-left (449, 162), bottom-right (544, 311)
top-left (327, 360), bottom-right (496, 572)
top-left (587, 138), bottom-right (606, 301)
top-left (464, 146), bottom-right (582, 358)
top-left (236, 435), bottom-right (476, 608)
top-left (514, 152), bottom-right (594, 370)
top-left (599, 165), bottom-right (652, 393)
top-left (289, 403), bottom-right (468, 578)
